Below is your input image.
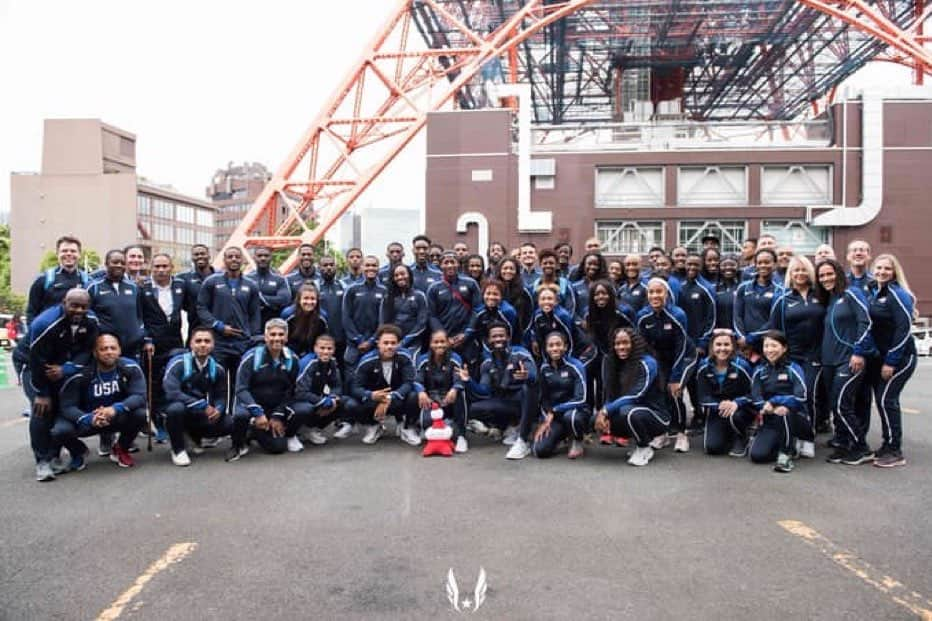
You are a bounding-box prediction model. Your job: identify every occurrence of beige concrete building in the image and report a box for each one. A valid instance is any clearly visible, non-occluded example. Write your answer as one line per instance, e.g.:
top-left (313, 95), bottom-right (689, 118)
top-left (10, 119), bottom-right (218, 293)
top-left (207, 162), bottom-right (274, 250)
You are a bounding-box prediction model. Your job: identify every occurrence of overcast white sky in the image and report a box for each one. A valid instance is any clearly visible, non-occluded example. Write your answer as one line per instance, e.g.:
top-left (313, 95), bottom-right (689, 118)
top-left (0, 0), bottom-right (427, 216)
top-left (0, 0), bottom-right (914, 219)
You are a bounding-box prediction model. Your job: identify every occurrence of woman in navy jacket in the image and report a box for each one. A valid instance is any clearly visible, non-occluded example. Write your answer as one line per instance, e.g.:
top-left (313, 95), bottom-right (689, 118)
top-left (416, 329), bottom-right (468, 453)
top-left (495, 258), bottom-right (533, 345)
top-left (696, 330), bottom-right (755, 457)
top-left (380, 264), bottom-right (428, 356)
top-left (766, 255), bottom-right (824, 458)
top-left (714, 255), bottom-right (741, 330)
top-left (868, 254), bottom-right (918, 467)
top-left (593, 327), bottom-right (669, 467)
top-left (816, 259), bottom-right (876, 465)
top-left (283, 284), bottom-right (329, 358)
top-left (734, 248), bottom-right (782, 355)
top-left (750, 330), bottom-right (810, 472)
top-left (636, 278), bottom-right (694, 453)
top-left (531, 331), bottom-right (589, 460)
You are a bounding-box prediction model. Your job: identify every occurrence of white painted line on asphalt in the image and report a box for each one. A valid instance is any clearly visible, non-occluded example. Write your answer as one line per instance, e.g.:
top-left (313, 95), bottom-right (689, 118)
top-left (903, 408), bottom-right (920, 415)
top-left (0, 417), bottom-right (27, 429)
top-left (779, 520), bottom-right (932, 620)
top-left (96, 542), bottom-right (198, 621)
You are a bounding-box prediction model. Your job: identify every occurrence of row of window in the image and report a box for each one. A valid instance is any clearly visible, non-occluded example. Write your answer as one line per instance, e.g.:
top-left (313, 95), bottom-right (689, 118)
top-left (587, 165), bottom-right (833, 207)
top-left (137, 195), bottom-right (215, 228)
top-left (144, 220), bottom-right (212, 248)
top-left (595, 219), bottom-right (830, 255)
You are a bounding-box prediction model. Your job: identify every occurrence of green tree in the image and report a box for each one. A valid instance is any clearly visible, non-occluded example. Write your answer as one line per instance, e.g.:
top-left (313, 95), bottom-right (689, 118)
top-left (0, 224), bottom-right (26, 314)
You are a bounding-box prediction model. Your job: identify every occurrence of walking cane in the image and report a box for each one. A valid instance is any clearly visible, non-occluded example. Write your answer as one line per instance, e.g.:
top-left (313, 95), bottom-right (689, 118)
top-left (146, 349), bottom-right (154, 452)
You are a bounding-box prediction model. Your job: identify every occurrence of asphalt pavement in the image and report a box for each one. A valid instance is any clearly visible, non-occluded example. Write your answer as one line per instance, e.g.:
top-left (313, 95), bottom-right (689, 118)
top-left (1, 355), bottom-right (931, 620)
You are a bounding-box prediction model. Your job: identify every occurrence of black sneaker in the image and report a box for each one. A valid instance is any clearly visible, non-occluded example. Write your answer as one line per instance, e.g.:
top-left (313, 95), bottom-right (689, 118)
top-left (826, 448), bottom-right (847, 464)
top-left (825, 437), bottom-right (844, 449)
top-left (840, 447), bottom-right (875, 466)
top-left (873, 445), bottom-right (891, 459)
top-left (224, 445), bottom-right (249, 462)
top-left (728, 436), bottom-right (748, 458)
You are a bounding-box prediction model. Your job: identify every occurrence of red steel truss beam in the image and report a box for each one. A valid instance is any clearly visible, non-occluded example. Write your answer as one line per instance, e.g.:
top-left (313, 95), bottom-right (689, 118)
top-left (217, 0), bottom-right (931, 270)
top-left (216, 0), bottom-right (597, 271)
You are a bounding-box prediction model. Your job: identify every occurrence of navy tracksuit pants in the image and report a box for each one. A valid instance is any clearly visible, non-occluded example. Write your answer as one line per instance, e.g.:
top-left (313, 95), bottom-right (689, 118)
top-left (606, 405), bottom-right (670, 448)
top-left (749, 411), bottom-right (811, 463)
top-left (823, 364), bottom-right (867, 450)
top-left (703, 405), bottom-right (754, 455)
top-left (532, 407), bottom-right (592, 458)
top-left (873, 353), bottom-right (916, 453)
top-left (164, 401), bottom-right (233, 454)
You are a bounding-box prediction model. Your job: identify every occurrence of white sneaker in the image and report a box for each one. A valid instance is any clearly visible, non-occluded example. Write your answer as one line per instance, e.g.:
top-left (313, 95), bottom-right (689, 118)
top-left (487, 427), bottom-right (502, 441)
top-left (399, 425), bottom-right (422, 446)
top-left (361, 424), bottom-right (384, 445)
top-left (797, 439), bottom-right (815, 459)
top-left (674, 433), bottom-right (690, 453)
top-left (466, 419), bottom-right (489, 435)
top-left (187, 434), bottom-right (205, 455)
top-left (200, 437), bottom-right (221, 448)
top-left (171, 450), bottom-right (191, 467)
top-left (332, 422), bottom-right (353, 439)
top-left (649, 434), bottom-right (668, 450)
top-left (627, 445), bottom-right (655, 466)
top-left (286, 436), bottom-right (304, 453)
top-left (505, 438), bottom-right (530, 460)
top-left (306, 428), bottom-right (328, 445)
top-left (455, 436), bottom-right (468, 453)
top-left (36, 461), bottom-right (55, 482)
top-left (502, 425), bottom-right (519, 446)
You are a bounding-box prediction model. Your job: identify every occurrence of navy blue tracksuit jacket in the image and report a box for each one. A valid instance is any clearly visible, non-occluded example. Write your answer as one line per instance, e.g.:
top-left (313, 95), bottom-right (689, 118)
top-left (28, 305), bottom-right (99, 398)
top-left (196, 274), bottom-right (262, 358)
top-left (87, 277), bottom-right (146, 356)
top-left (426, 275), bottom-right (481, 337)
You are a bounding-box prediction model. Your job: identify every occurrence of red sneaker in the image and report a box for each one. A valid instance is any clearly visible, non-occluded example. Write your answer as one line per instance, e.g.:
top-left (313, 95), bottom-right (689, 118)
top-left (614, 436), bottom-right (629, 447)
top-left (599, 434), bottom-right (614, 445)
top-left (109, 443), bottom-right (135, 468)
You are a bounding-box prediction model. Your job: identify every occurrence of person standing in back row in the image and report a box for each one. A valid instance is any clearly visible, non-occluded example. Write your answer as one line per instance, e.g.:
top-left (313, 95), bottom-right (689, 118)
top-left (26, 235), bottom-right (90, 324)
top-left (342, 256), bottom-right (387, 374)
top-left (196, 247), bottom-right (262, 380)
top-left (868, 254), bottom-right (918, 468)
top-left (246, 246), bottom-right (292, 327)
top-left (426, 252), bottom-right (481, 356)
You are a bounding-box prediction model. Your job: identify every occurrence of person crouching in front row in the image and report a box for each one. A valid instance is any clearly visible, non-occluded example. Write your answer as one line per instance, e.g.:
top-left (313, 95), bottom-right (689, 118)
top-left (162, 326), bottom-right (230, 467)
top-left (227, 318), bottom-right (309, 461)
top-left (347, 324), bottom-right (419, 445)
top-left (51, 333), bottom-right (148, 476)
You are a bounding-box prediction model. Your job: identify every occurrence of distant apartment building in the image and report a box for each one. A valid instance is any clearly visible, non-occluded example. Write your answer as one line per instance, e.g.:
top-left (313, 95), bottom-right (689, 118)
top-left (10, 119), bottom-right (218, 293)
top-left (207, 162), bottom-right (273, 249)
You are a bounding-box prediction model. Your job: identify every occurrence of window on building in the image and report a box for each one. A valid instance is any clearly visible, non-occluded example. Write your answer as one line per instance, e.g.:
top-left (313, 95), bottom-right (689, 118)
top-left (678, 166), bottom-right (747, 206)
top-left (678, 220), bottom-right (746, 254)
top-left (137, 195), bottom-right (150, 216)
top-left (175, 227), bottom-right (194, 245)
top-left (196, 209), bottom-right (214, 228)
top-left (596, 220), bottom-right (664, 255)
top-left (762, 165), bottom-right (833, 205)
top-left (595, 167), bottom-right (664, 207)
top-left (197, 231), bottom-right (212, 247)
top-left (153, 223), bottom-right (173, 242)
top-left (177, 205), bottom-right (195, 224)
top-left (153, 199), bottom-right (173, 220)
top-left (761, 220), bottom-right (830, 253)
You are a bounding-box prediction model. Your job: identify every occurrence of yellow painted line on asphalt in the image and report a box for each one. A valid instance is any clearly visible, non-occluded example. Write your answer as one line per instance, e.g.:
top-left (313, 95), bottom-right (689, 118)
top-left (96, 542), bottom-right (198, 621)
top-left (779, 520), bottom-right (932, 620)
top-left (903, 408), bottom-right (920, 415)
top-left (0, 417), bottom-right (27, 429)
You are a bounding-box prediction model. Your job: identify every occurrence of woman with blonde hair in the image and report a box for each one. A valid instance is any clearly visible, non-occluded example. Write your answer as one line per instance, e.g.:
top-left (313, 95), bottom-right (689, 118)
top-left (868, 254), bottom-right (918, 467)
top-left (767, 255), bottom-right (824, 457)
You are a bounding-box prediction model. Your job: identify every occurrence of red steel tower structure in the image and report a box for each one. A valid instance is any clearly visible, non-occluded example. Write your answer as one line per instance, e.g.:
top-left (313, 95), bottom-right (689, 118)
top-left (216, 0), bottom-right (932, 271)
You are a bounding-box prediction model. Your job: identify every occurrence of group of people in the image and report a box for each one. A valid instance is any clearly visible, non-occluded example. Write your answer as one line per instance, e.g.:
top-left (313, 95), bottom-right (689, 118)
top-left (13, 230), bottom-right (918, 482)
